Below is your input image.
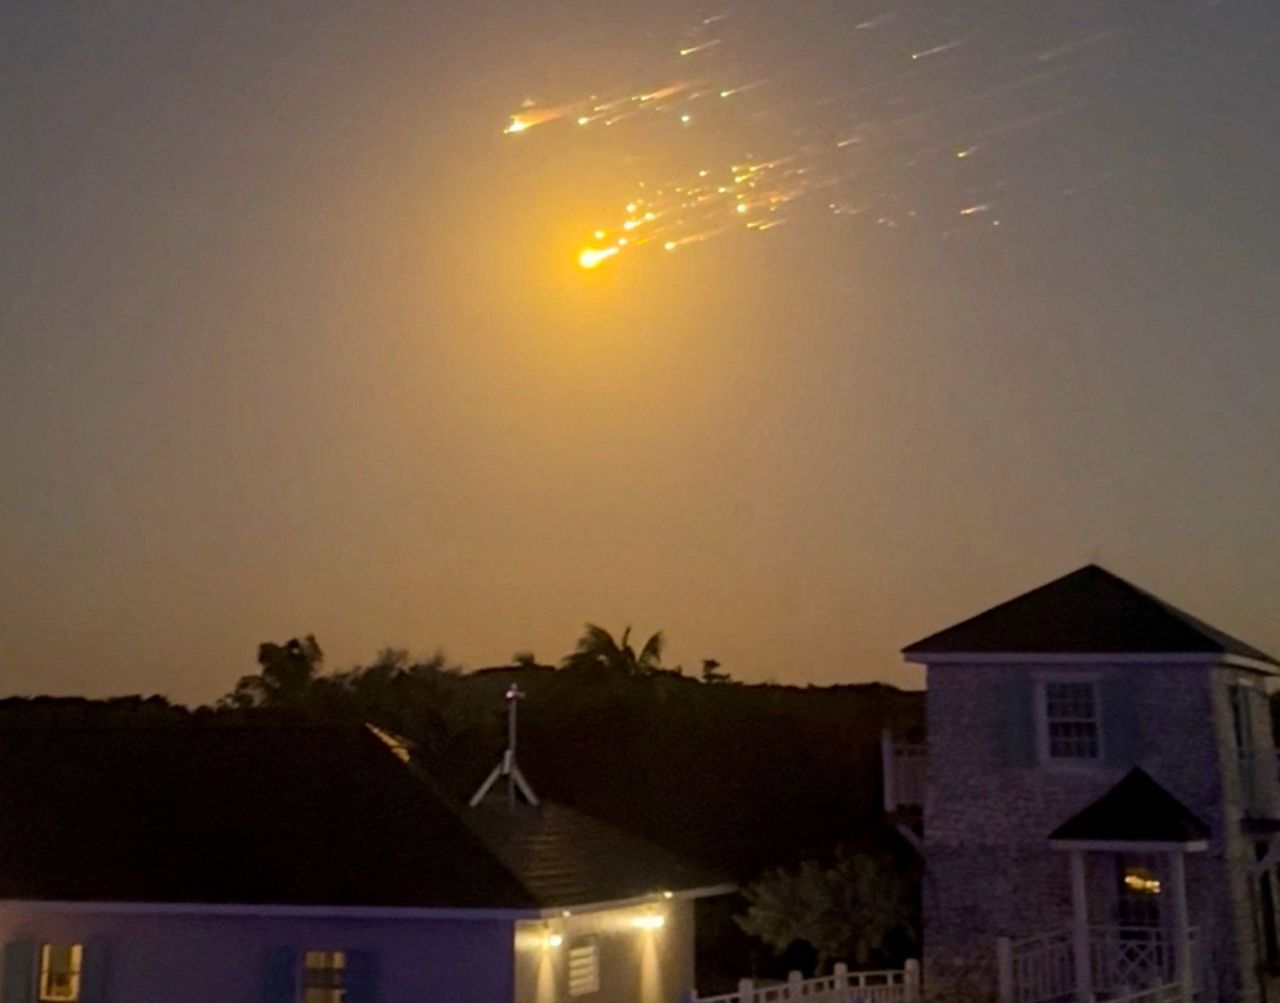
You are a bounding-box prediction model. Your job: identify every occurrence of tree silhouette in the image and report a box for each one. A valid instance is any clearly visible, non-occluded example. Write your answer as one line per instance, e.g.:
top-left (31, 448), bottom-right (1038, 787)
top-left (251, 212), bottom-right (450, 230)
top-left (224, 635), bottom-right (324, 708)
top-left (560, 624), bottom-right (665, 677)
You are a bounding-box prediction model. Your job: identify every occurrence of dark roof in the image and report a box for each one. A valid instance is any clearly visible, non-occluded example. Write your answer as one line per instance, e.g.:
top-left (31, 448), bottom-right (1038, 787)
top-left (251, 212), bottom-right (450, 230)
top-left (1049, 768), bottom-right (1210, 845)
top-left (0, 724), bottom-right (711, 910)
top-left (465, 800), bottom-right (710, 908)
top-left (903, 564), bottom-right (1278, 665)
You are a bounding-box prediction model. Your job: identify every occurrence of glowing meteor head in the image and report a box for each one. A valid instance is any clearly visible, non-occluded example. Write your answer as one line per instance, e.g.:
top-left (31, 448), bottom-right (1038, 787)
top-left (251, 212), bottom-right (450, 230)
top-left (578, 247), bottom-right (619, 269)
top-left (504, 117), bottom-right (530, 135)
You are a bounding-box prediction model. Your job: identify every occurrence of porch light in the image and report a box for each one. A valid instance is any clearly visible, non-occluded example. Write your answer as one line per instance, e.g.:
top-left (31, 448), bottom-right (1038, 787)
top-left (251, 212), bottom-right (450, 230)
top-left (1123, 869), bottom-right (1161, 895)
top-left (632, 914), bottom-right (665, 930)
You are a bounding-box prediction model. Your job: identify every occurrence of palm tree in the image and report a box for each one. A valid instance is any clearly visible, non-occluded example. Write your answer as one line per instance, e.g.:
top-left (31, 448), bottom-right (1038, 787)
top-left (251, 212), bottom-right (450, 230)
top-left (560, 624), bottom-right (665, 676)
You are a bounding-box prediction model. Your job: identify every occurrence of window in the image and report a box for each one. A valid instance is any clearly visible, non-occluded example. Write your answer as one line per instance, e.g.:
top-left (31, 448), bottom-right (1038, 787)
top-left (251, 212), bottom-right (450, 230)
top-left (302, 950), bottom-right (346, 1003)
top-left (1041, 680), bottom-right (1101, 761)
top-left (1231, 684), bottom-right (1261, 811)
top-left (567, 938), bottom-right (600, 997)
top-left (38, 944), bottom-right (82, 1002)
top-left (1116, 857), bottom-right (1162, 927)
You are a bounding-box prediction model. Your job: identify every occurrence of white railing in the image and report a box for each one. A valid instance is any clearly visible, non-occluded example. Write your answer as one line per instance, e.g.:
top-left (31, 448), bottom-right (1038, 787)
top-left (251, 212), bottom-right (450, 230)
top-left (881, 731), bottom-right (926, 812)
top-left (1091, 926), bottom-right (1177, 995)
top-left (999, 929), bottom-right (1076, 1003)
top-left (691, 961), bottom-right (920, 1003)
top-left (999, 927), bottom-right (1201, 1003)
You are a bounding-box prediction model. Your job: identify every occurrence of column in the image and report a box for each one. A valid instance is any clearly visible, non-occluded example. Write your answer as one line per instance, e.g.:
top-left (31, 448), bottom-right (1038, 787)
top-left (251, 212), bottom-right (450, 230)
top-left (1071, 850), bottom-right (1094, 1003)
top-left (1168, 851), bottom-right (1194, 1003)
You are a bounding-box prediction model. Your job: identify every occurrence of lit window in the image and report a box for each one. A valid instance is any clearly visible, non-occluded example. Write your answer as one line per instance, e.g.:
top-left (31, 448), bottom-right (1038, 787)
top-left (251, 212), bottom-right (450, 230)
top-left (38, 944), bottom-right (82, 1002)
top-left (1043, 681), bottom-right (1100, 760)
top-left (567, 938), bottom-right (600, 997)
top-left (302, 950), bottom-right (346, 1003)
top-left (1118, 858), bottom-right (1162, 927)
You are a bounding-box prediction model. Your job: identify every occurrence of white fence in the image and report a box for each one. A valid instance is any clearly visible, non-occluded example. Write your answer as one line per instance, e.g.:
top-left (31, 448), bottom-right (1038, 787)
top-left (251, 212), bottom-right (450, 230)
top-left (691, 962), bottom-right (920, 1003)
top-left (997, 927), bottom-right (1200, 1003)
top-left (998, 929), bottom-right (1075, 1003)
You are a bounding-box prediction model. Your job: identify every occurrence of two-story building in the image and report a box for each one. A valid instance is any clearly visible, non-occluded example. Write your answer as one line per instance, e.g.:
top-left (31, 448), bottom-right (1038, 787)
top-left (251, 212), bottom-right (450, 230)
top-left (893, 565), bottom-right (1279, 1003)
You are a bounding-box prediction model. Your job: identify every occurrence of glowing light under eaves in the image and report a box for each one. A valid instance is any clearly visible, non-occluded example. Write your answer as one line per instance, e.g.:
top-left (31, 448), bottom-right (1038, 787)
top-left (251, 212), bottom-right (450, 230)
top-left (631, 914), bottom-right (666, 930)
top-left (578, 247), bottom-right (619, 269)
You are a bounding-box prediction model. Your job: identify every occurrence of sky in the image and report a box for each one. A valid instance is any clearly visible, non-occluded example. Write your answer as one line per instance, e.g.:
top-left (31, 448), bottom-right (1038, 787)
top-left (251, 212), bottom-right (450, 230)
top-left (2, 0), bottom-right (1278, 704)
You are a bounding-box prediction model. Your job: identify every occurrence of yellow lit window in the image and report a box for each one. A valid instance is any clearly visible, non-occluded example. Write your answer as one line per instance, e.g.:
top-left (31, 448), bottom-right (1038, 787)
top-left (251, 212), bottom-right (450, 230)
top-left (302, 950), bottom-right (346, 1003)
top-left (1123, 867), bottom-right (1161, 896)
top-left (38, 944), bottom-right (82, 1002)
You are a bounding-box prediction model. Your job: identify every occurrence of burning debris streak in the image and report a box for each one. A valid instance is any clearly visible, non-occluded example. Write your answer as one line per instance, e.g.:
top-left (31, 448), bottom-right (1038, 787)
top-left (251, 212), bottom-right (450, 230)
top-left (497, 0), bottom-right (1131, 267)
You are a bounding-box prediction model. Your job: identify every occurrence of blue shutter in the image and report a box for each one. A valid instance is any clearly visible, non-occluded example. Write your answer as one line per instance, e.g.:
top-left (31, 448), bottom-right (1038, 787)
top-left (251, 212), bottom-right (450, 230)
top-left (263, 947), bottom-right (298, 1003)
top-left (1101, 675), bottom-right (1141, 768)
top-left (1003, 675), bottom-right (1036, 766)
top-left (344, 950), bottom-right (377, 1003)
top-left (2, 941), bottom-right (34, 1003)
top-left (78, 940), bottom-right (109, 1003)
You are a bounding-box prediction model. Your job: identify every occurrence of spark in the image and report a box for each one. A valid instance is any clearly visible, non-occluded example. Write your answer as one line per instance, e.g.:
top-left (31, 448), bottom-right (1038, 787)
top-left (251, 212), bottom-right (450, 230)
top-left (1036, 30), bottom-right (1117, 63)
top-left (911, 39), bottom-right (963, 60)
top-left (680, 114), bottom-right (693, 124)
top-left (955, 146), bottom-right (979, 159)
top-left (679, 39), bottom-right (722, 57)
top-left (637, 83), bottom-right (690, 103)
top-left (716, 81), bottom-right (762, 99)
top-left (502, 106), bottom-right (575, 134)
top-left (959, 203), bottom-right (991, 215)
top-left (578, 247), bottom-right (619, 269)
top-left (702, 13), bottom-right (728, 25)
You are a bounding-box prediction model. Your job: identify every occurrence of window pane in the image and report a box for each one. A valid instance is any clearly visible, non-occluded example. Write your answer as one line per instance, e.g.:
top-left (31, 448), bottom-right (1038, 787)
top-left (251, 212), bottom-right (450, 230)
top-left (303, 950), bottom-right (347, 1002)
top-left (1044, 682), bottom-right (1100, 760)
top-left (39, 944), bottom-right (82, 1002)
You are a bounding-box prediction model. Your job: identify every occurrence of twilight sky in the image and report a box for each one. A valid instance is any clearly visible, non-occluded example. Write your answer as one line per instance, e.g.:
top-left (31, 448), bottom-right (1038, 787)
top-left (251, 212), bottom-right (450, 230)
top-left (2, 0), bottom-right (1278, 703)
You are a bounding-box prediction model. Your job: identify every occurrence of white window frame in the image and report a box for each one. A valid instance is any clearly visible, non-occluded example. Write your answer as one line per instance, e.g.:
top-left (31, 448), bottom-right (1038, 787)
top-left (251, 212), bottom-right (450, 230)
top-left (38, 943), bottom-right (82, 1002)
top-left (1034, 672), bottom-right (1105, 769)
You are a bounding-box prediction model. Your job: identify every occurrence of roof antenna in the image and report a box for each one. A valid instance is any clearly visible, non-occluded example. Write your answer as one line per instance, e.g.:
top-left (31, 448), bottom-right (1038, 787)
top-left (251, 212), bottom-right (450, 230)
top-left (469, 683), bottom-right (539, 808)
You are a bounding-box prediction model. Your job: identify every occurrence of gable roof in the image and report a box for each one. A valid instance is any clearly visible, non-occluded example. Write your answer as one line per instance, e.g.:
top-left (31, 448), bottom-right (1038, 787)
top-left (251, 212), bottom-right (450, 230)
top-left (903, 564), bottom-right (1278, 666)
top-left (465, 800), bottom-right (710, 908)
top-left (0, 723), bottom-right (714, 911)
top-left (1049, 768), bottom-right (1210, 847)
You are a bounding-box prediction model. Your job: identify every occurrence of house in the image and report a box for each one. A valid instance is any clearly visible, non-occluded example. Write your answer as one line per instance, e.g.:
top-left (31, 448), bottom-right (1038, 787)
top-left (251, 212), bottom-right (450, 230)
top-left (0, 722), bottom-right (730, 1002)
top-left (888, 565), bottom-right (1280, 1003)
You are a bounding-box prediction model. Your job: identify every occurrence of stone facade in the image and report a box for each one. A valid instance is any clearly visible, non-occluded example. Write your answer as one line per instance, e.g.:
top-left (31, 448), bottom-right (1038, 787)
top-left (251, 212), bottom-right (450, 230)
top-left (920, 658), bottom-right (1279, 1003)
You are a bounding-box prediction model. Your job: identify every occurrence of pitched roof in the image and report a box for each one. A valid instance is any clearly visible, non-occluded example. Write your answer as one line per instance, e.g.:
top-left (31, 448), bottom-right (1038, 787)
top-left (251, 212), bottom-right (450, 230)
top-left (465, 801), bottom-right (710, 908)
top-left (0, 723), bottom-right (712, 911)
top-left (1049, 768), bottom-right (1210, 846)
top-left (903, 564), bottom-right (1278, 666)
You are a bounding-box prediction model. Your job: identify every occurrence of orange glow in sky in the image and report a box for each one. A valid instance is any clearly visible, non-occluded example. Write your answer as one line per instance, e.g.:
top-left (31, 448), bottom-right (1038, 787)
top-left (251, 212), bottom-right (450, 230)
top-left (578, 247), bottom-right (619, 269)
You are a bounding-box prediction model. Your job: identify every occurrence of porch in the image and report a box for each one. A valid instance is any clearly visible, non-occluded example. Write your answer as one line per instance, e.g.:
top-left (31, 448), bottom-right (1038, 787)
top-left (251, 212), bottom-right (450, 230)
top-left (997, 925), bottom-right (1206, 1003)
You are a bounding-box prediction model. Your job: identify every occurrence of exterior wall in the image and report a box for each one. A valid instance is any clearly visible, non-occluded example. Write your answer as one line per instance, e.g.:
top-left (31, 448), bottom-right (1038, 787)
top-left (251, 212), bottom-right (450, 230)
top-left (922, 660), bottom-right (1277, 1003)
top-left (514, 898), bottom-right (696, 1003)
top-left (0, 904), bottom-right (515, 1002)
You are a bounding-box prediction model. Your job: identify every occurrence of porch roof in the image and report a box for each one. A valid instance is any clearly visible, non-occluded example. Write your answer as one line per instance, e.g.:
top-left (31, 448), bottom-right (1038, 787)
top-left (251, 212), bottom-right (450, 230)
top-left (1048, 768), bottom-right (1210, 850)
